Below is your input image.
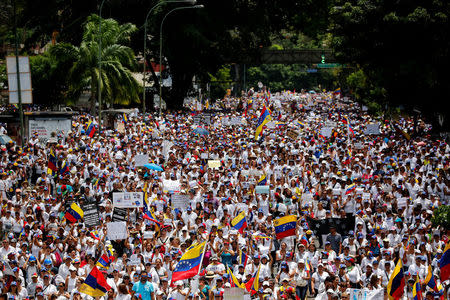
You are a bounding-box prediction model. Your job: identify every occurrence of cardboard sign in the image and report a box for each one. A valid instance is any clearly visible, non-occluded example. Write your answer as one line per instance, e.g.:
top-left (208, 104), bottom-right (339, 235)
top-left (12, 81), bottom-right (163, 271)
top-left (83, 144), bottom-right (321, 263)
top-left (287, 129), bottom-right (299, 140)
top-left (116, 122), bottom-right (125, 133)
top-left (208, 160), bottom-right (221, 169)
top-left (255, 185), bottom-right (270, 194)
top-left (113, 192), bottom-right (144, 208)
top-left (171, 194), bottom-right (190, 210)
top-left (112, 208), bottom-right (127, 222)
top-left (365, 123), bottom-right (380, 135)
top-left (134, 154), bottom-right (149, 167)
top-left (82, 203), bottom-right (100, 228)
top-left (107, 222), bottom-right (127, 241)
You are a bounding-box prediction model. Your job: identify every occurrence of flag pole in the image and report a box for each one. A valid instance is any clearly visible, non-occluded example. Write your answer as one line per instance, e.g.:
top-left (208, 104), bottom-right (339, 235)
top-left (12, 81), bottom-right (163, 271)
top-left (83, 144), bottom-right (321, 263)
top-left (197, 242), bottom-right (208, 275)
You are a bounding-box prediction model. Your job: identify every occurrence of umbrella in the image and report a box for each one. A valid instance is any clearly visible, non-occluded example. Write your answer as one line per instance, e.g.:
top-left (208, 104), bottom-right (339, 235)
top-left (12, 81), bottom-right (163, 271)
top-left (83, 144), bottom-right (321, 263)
top-left (193, 127), bottom-right (209, 135)
top-left (143, 163), bottom-right (164, 171)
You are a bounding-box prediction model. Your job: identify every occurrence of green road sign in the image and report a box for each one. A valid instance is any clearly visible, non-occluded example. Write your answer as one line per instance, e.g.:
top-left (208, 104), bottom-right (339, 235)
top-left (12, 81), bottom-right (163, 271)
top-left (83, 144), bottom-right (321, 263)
top-left (317, 63), bottom-right (342, 68)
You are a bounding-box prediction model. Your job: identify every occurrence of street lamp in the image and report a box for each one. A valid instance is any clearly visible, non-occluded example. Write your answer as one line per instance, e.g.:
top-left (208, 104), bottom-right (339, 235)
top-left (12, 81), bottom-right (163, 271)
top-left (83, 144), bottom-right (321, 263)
top-left (98, 0), bottom-right (107, 130)
top-left (142, 0), bottom-right (196, 114)
top-left (159, 4), bottom-right (204, 116)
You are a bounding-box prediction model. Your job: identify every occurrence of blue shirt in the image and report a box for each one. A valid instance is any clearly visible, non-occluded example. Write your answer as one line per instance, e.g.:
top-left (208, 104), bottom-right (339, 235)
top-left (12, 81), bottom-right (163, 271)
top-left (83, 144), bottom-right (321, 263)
top-left (132, 281), bottom-right (154, 300)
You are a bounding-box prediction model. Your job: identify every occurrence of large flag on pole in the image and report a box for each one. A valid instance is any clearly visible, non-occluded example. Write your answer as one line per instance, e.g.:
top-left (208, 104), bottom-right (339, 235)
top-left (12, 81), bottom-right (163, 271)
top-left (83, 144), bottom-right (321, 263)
top-left (255, 105), bottom-right (272, 140)
top-left (387, 259), bottom-right (405, 300)
top-left (79, 266), bottom-right (111, 297)
top-left (171, 242), bottom-right (206, 284)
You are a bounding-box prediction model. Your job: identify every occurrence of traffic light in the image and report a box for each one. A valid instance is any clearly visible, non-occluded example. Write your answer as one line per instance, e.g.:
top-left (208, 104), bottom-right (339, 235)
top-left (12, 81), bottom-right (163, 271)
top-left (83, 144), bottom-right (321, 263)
top-left (321, 55), bottom-right (325, 64)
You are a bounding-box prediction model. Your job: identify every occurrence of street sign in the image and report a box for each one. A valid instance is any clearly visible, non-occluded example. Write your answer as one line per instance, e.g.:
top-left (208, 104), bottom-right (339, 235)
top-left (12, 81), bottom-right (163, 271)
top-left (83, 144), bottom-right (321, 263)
top-left (307, 69), bottom-right (318, 73)
top-left (317, 63), bottom-right (342, 68)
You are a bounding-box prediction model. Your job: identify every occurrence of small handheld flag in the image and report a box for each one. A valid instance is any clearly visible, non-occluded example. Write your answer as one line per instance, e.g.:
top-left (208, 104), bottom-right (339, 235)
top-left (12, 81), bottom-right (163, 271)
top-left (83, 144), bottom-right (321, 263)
top-left (79, 266), bottom-right (111, 297)
top-left (231, 211), bottom-right (248, 234)
top-left (273, 215), bottom-right (297, 239)
top-left (65, 203), bottom-right (84, 223)
top-left (387, 259), bottom-right (405, 300)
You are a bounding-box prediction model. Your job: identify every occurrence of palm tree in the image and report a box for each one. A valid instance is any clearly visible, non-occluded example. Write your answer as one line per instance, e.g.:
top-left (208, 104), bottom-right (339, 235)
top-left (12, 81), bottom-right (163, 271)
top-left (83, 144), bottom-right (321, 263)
top-left (52, 14), bottom-right (140, 106)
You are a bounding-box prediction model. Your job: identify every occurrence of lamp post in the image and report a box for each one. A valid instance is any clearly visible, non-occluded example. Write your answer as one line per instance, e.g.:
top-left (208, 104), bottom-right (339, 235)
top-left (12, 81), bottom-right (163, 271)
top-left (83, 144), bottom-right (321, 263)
top-left (159, 4), bottom-right (204, 116)
top-left (142, 0), bottom-right (196, 114)
top-left (97, 0), bottom-right (107, 130)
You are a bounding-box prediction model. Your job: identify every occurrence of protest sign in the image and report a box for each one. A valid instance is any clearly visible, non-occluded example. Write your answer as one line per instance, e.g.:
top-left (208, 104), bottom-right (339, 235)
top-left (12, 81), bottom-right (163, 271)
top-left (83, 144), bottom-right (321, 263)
top-left (230, 117), bottom-right (242, 125)
top-left (332, 188), bottom-right (341, 196)
top-left (224, 287), bottom-right (244, 300)
top-left (171, 194), bottom-right (190, 210)
top-left (208, 160), bottom-right (221, 169)
top-left (112, 207), bottom-right (127, 222)
top-left (320, 127), bottom-right (333, 138)
top-left (134, 154), bottom-right (149, 167)
top-left (201, 152), bottom-right (209, 159)
top-left (82, 203), bottom-right (100, 228)
top-left (107, 222), bottom-right (127, 241)
top-left (364, 123), bottom-right (380, 135)
top-left (116, 122), bottom-right (125, 133)
top-left (113, 192), bottom-right (144, 208)
top-left (255, 185), bottom-right (270, 194)
top-left (287, 129), bottom-right (299, 140)
top-left (397, 197), bottom-right (408, 208)
top-left (162, 180), bottom-right (181, 192)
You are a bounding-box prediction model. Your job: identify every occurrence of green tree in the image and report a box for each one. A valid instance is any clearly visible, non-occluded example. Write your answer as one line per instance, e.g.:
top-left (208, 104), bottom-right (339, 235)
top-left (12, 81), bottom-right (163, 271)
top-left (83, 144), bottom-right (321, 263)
top-left (330, 0), bottom-right (450, 130)
top-left (52, 14), bottom-right (140, 106)
top-left (431, 205), bottom-right (450, 230)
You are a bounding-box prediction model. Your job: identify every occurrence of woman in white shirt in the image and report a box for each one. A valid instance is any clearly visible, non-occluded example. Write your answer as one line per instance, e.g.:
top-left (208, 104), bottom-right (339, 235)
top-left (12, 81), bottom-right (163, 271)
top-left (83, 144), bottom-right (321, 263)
top-left (295, 260), bottom-right (310, 300)
top-left (116, 283), bottom-right (131, 300)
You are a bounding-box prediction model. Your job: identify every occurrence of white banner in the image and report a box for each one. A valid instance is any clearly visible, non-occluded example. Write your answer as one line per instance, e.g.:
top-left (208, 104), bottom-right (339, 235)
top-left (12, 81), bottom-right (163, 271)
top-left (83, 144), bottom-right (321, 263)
top-left (349, 289), bottom-right (384, 300)
top-left (113, 192), bottom-right (144, 208)
top-left (163, 180), bottom-right (181, 192)
top-left (107, 222), bottom-right (127, 240)
top-left (29, 118), bottom-right (72, 142)
top-left (223, 288), bottom-right (245, 300)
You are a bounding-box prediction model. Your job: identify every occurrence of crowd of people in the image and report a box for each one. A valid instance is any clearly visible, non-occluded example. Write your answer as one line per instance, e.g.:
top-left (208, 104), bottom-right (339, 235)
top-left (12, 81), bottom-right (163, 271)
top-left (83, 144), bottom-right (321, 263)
top-left (0, 90), bottom-right (449, 300)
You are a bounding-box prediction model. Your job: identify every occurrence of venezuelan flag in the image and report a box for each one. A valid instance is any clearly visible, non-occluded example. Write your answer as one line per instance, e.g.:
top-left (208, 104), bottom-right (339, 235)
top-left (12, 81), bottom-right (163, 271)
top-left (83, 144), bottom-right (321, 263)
top-left (296, 120), bottom-right (305, 128)
top-left (342, 115), bottom-right (349, 124)
top-left (246, 265), bottom-right (261, 295)
top-left (257, 173), bottom-right (267, 186)
top-left (90, 230), bottom-right (100, 240)
top-left (255, 105), bottom-right (272, 140)
top-left (122, 113), bottom-right (128, 124)
top-left (60, 160), bottom-right (69, 175)
top-left (239, 250), bottom-right (248, 268)
top-left (424, 266), bottom-right (439, 292)
top-left (65, 203), bottom-right (84, 223)
top-left (47, 149), bottom-right (58, 176)
top-left (387, 259), bottom-right (405, 300)
top-left (227, 266), bottom-right (244, 288)
top-left (231, 211), bottom-right (248, 234)
top-left (413, 275), bottom-right (422, 300)
top-left (96, 253), bottom-right (111, 269)
top-left (439, 242), bottom-right (450, 282)
top-left (171, 242), bottom-right (206, 283)
top-left (345, 183), bottom-right (356, 195)
top-left (273, 215), bottom-right (297, 239)
top-left (86, 120), bottom-right (96, 138)
top-left (333, 88), bottom-right (341, 95)
top-left (80, 266), bottom-right (111, 297)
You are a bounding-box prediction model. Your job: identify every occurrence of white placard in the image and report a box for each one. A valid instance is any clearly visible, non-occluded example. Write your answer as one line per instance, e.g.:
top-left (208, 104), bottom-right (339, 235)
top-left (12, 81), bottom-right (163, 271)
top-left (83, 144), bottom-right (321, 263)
top-left (163, 180), bottom-right (181, 192)
top-left (162, 140), bottom-right (174, 160)
top-left (320, 127), bottom-right (333, 138)
top-left (365, 123), bottom-right (380, 135)
top-left (135, 154), bottom-right (149, 167)
top-left (107, 222), bottom-right (127, 241)
top-left (362, 193), bottom-right (371, 200)
top-left (201, 153), bottom-right (208, 159)
top-left (255, 186), bottom-right (270, 194)
top-left (355, 188), bottom-right (364, 194)
top-left (171, 194), bottom-right (190, 210)
top-left (224, 288), bottom-right (244, 300)
top-left (113, 192), bottom-right (144, 208)
top-left (332, 188), bottom-right (341, 196)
